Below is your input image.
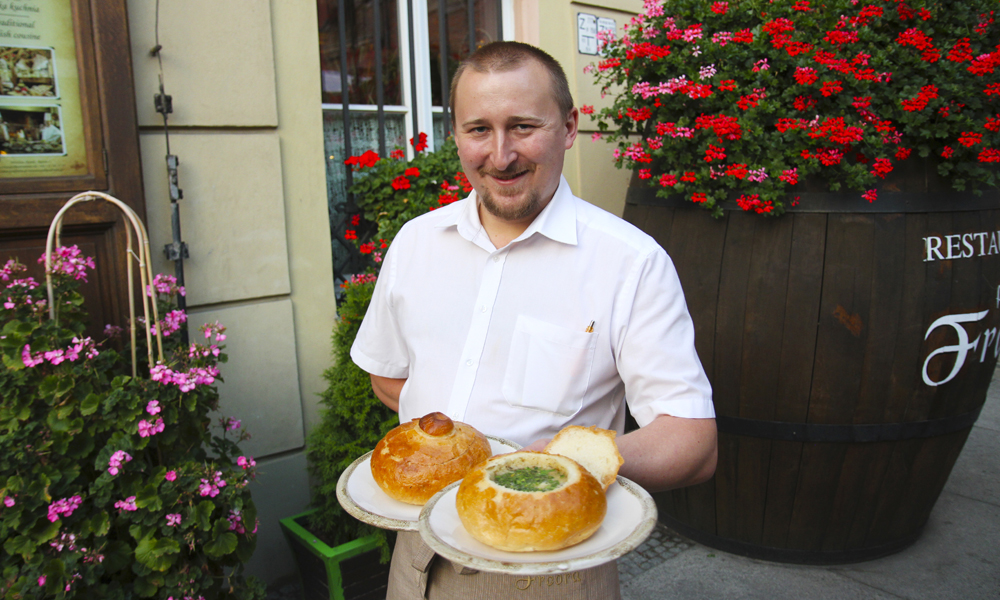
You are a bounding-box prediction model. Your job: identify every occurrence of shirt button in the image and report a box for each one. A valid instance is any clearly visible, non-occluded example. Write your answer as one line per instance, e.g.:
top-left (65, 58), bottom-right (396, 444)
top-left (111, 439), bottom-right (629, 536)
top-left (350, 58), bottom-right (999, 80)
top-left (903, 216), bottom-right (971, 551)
top-left (493, 255), bottom-right (500, 263)
top-left (465, 359), bottom-right (473, 367)
top-left (480, 305), bottom-right (488, 313)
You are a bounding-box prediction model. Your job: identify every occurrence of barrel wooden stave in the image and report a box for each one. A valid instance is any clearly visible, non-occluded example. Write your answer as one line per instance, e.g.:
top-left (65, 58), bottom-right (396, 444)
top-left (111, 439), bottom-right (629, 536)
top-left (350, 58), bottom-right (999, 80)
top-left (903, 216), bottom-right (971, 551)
top-left (625, 200), bottom-right (998, 562)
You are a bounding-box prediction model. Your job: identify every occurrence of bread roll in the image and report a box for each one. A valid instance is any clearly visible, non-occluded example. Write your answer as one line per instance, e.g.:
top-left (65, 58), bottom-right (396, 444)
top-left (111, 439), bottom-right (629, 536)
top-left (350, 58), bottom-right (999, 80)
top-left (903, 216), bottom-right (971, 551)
top-left (371, 412), bottom-right (491, 505)
top-left (455, 452), bottom-right (607, 552)
top-left (543, 425), bottom-right (624, 490)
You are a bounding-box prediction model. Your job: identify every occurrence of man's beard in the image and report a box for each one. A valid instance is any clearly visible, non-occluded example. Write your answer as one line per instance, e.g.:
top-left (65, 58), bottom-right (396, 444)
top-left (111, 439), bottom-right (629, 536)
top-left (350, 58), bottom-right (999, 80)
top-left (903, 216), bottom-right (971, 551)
top-left (477, 166), bottom-right (542, 222)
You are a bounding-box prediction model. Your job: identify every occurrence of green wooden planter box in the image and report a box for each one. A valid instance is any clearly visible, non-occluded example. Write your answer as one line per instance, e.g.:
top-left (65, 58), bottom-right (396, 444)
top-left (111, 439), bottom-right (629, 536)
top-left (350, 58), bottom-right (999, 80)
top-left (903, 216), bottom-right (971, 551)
top-left (280, 510), bottom-right (390, 600)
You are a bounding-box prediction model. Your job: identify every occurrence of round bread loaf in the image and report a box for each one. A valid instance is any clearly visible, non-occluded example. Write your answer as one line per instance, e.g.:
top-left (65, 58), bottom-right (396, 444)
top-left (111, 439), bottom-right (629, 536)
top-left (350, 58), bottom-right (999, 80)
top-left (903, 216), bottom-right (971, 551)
top-left (455, 452), bottom-right (607, 552)
top-left (370, 412), bottom-right (491, 505)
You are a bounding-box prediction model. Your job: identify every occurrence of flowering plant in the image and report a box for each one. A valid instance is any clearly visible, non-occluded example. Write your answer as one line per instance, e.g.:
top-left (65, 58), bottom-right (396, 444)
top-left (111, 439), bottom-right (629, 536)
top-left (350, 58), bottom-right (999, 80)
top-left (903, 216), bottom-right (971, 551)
top-left (0, 249), bottom-right (263, 599)
top-left (305, 135), bottom-right (465, 557)
top-left (342, 135), bottom-right (471, 260)
top-left (588, 0), bottom-right (999, 216)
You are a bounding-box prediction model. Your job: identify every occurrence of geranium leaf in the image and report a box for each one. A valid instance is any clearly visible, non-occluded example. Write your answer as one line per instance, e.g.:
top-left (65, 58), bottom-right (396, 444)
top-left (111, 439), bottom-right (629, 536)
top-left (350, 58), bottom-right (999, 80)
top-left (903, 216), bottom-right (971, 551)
top-left (133, 576), bottom-right (159, 598)
top-left (135, 534), bottom-right (180, 572)
top-left (195, 500), bottom-right (214, 531)
top-left (135, 483), bottom-right (162, 512)
top-left (203, 531), bottom-right (237, 559)
top-left (80, 393), bottom-right (101, 416)
top-left (4, 534), bottom-right (36, 559)
top-left (89, 510), bottom-right (110, 536)
top-left (33, 519), bottom-right (60, 543)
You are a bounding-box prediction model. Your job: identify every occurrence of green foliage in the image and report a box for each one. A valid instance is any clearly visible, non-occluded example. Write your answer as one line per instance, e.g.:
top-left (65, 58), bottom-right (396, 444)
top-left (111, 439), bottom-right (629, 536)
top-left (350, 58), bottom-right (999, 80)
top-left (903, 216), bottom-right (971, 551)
top-left (306, 138), bottom-right (465, 560)
top-left (0, 253), bottom-right (263, 599)
top-left (590, 0), bottom-right (1000, 216)
top-left (349, 137), bottom-right (470, 248)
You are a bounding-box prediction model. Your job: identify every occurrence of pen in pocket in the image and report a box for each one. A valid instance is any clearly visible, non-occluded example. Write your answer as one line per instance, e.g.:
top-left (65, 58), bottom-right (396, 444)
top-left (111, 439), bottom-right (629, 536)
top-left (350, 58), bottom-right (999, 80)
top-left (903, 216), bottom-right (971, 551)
top-left (585, 321), bottom-right (595, 333)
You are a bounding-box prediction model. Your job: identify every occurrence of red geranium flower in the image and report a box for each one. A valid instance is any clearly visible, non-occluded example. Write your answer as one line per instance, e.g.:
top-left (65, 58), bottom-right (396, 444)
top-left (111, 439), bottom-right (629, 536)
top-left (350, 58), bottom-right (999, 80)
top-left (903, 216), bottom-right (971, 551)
top-left (958, 132), bottom-right (983, 147)
top-left (871, 158), bottom-right (893, 178)
top-left (820, 81), bottom-right (843, 97)
top-left (659, 173), bottom-right (678, 187)
top-left (979, 148), bottom-right (1000, 163)
top-left (410, 132), bottom-right (428, 152)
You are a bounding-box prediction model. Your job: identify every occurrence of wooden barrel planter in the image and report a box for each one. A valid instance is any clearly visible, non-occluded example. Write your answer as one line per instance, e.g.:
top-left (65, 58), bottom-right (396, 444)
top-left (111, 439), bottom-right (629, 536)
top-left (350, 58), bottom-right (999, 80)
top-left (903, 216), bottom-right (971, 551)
top-left (623, 162), bottom-right (1000, 564)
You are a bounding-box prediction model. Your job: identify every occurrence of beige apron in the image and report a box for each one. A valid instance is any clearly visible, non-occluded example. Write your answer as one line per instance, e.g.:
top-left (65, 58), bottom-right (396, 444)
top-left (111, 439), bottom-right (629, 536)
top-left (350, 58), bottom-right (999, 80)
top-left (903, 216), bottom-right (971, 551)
top-left (387, 531), bottom-right (622, 600)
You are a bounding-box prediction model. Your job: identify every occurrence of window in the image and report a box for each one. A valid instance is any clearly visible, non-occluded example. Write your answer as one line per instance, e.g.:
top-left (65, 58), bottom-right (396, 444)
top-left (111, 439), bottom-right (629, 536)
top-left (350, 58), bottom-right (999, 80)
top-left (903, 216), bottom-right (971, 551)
top-left (318, 0), bottom-right (509, 290)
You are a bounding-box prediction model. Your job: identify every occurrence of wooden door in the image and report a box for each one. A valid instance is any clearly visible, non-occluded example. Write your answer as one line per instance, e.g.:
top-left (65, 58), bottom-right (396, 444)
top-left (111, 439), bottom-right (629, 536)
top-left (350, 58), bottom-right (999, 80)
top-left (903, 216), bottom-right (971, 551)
top-left (0, 0), bottom-right (145, 338)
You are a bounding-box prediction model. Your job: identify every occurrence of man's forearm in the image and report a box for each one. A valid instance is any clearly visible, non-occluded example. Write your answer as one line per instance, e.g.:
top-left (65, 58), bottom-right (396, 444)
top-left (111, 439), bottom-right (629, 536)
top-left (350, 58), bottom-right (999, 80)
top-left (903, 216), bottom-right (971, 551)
top-left (615, 414), bottom-right (717, 492)
top-left (369, 374), bottom-right (405, 412)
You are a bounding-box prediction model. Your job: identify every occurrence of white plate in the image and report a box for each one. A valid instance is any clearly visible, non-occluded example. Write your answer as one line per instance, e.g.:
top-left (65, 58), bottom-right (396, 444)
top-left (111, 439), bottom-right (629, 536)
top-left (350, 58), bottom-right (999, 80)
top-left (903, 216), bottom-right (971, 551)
top-left (418, 476), bottom-right (657, 575)
top-left (336, 436), bottom-right (520, 531)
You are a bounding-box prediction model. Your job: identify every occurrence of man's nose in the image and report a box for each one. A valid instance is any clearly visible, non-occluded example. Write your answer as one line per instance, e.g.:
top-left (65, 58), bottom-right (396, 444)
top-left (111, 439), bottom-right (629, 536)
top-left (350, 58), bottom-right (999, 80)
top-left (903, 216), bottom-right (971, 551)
top-left (490, 132), bottom-right (517, 171)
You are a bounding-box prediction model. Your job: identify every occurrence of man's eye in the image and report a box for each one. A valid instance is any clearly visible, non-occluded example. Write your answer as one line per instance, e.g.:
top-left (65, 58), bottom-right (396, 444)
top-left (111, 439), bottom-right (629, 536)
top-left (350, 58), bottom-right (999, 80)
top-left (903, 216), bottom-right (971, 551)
top-left (470, 126), bottom-right (489, 134)
top-left (514, 124), bottom-right (534, 131)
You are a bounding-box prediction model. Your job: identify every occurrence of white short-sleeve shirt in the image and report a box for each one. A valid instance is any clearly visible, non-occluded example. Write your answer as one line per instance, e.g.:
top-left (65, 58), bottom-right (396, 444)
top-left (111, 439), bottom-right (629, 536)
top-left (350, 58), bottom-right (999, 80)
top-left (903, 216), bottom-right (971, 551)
top-left (350, 176), bottom-right (714, 448)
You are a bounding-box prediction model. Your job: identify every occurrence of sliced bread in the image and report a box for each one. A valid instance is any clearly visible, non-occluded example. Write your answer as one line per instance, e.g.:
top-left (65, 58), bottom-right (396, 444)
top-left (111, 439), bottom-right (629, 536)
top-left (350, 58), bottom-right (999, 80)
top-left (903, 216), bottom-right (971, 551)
top-left (543, 425), bottom-right (624, 490)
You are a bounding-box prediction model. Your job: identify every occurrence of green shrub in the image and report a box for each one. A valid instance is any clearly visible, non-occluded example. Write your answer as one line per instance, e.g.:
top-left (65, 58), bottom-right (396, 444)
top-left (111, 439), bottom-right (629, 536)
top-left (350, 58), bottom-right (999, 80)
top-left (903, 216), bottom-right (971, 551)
top-left (305, 136), bottom-right (466, 560)
top-left (0, 249), bottom-right (262, 599)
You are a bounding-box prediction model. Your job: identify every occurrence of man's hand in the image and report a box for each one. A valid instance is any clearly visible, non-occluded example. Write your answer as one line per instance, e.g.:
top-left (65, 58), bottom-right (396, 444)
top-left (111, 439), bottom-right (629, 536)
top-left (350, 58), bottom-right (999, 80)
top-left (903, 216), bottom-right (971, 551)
top-left (616, 414), bottom-right (717, 493)
top-left (520, 438), bottom-right (551, 452)
top-left (369, 374), bottom-right (405, 412)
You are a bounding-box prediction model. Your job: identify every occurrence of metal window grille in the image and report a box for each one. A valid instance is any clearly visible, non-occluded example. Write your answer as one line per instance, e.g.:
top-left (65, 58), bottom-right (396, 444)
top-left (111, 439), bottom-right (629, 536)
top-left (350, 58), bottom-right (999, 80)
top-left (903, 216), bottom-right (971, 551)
top-left (324, 0), bottom-right (505, 297)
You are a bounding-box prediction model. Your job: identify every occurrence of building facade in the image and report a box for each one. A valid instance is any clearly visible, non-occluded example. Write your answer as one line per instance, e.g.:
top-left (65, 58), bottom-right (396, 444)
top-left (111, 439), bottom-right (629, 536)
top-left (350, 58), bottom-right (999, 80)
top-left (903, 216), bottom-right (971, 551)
top-left (126, 0), bottom-right (642, 586)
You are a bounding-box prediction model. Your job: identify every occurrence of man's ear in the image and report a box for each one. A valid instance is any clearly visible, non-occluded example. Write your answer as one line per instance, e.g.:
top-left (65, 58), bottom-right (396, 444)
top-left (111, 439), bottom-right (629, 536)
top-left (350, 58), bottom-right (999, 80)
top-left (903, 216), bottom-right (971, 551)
top-left (564, 107), bottom-right (580, 149)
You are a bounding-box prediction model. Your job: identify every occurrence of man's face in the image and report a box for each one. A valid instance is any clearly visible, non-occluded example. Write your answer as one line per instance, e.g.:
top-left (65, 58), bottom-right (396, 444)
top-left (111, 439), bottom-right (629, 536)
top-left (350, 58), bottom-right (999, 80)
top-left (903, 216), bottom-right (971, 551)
top-left (452, 60), bottom-right (578, 225)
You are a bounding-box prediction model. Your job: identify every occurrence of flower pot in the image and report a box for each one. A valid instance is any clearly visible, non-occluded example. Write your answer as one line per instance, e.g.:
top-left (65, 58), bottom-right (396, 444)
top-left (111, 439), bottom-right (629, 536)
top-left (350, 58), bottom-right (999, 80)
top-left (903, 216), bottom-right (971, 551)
top-left (623, 167), bottom-right (1000, 564)
top-left (280, 510), bottom-right (390, 600)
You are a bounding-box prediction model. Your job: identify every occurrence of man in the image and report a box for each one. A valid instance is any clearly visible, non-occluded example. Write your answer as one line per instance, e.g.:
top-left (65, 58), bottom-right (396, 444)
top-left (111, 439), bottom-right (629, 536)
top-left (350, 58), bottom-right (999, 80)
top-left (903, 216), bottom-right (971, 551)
top-left (351, 41), bottom-right (716, 600)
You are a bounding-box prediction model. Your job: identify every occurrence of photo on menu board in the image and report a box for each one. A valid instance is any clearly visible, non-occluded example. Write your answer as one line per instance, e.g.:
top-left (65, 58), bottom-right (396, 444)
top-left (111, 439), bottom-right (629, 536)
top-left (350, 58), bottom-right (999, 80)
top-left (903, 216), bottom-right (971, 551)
top-left (0, 45), bottom-right (58, 98)
top-left (0, 104), bottom-right (66, 156)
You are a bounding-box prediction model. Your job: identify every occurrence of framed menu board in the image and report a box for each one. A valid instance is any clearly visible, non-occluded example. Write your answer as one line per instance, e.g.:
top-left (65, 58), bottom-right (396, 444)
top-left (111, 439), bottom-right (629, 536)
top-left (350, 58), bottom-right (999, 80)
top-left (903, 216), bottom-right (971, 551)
top-left (0, 0), bottom-right (105, 191)
top-left (0, 0), bottom-right (145, 336)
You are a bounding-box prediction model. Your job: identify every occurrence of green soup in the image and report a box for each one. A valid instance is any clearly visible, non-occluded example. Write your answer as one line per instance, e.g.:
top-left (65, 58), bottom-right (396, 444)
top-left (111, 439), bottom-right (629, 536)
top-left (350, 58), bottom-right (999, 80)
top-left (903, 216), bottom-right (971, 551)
top-left (492, 466), bottom-right (566, 492)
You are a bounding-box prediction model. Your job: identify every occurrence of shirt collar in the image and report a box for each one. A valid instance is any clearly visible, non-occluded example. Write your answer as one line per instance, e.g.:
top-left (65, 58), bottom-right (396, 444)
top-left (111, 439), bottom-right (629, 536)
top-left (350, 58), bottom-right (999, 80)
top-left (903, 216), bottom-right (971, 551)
top-left (438, 175), bottom-right (578, 248)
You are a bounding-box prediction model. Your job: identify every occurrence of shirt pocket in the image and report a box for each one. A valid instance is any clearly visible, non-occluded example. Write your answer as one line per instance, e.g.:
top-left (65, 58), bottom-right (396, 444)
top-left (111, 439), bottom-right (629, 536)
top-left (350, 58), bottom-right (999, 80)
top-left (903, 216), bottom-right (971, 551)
top-left (502, 315), bottom-right (597, 418)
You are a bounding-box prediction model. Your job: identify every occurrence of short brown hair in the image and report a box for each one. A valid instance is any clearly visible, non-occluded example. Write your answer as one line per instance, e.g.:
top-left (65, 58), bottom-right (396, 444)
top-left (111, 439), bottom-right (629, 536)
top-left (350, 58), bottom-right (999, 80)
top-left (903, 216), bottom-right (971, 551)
top-left (449, 41), bottom-right (575, 123)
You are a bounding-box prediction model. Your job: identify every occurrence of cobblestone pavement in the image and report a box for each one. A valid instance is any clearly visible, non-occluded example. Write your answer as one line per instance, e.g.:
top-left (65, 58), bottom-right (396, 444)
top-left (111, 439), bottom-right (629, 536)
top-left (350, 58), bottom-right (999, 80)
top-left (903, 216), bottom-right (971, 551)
top-left (616, 522), bottom-right (693, 580)
top-left (267, 523), bottom-right (690, 600)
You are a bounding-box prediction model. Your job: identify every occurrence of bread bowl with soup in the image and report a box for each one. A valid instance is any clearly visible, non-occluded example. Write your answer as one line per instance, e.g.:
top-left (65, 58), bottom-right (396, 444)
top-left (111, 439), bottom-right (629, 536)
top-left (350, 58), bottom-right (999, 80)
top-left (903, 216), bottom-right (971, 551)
top-left (455, 425), bottom-right (624, 552)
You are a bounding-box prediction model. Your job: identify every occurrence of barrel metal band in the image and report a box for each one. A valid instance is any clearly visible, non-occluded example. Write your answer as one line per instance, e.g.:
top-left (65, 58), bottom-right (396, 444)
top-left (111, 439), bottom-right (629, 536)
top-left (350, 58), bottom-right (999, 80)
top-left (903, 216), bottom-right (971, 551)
top-left (626, 185), bottom-right (1000, 214)
top-left (716, 407), bottom-right (982, 443)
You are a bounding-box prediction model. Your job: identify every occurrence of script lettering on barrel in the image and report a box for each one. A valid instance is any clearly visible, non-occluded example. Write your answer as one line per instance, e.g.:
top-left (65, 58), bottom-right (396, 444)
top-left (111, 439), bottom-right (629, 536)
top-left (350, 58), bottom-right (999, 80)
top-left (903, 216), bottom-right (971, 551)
top-left (922, 310), bottom-right (991, 386)
top-left (924, 231), bottom-right (1000, 262)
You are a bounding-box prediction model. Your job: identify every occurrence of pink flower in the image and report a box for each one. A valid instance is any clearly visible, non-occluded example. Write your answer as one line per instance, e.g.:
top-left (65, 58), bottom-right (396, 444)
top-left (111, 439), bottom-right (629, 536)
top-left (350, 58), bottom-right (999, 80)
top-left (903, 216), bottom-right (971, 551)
top-left (146, 400), bottom-right (161, 415)
top-left (138, 418), bottom-right (165, 438)
top-left (3, 298), bottom-right (13, 309)
top-left (199, 471), bottom-right (228, 497)
top-left (3, 496), bottom-right (14, 507)
top-left (165, 470), bottom-right (177, 481)
top-left (237, 456), bottom-right (256, 470)
top-left (166, 513), bottom-right (182, 527)
top-left (38, 576), bottom-right (45, 586)
top-left (47, 496), bottom-right (82, 522)
top-left (21, 345), bottom-right (43, 367)
top-left (148, 273), bottom-right (185, 297)
top-left (108, 450), bottom-right (132, 475)
top-left (40, 245), bottom-right (95, 282)
top-left (114, 496), bottom-right (137, 512)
